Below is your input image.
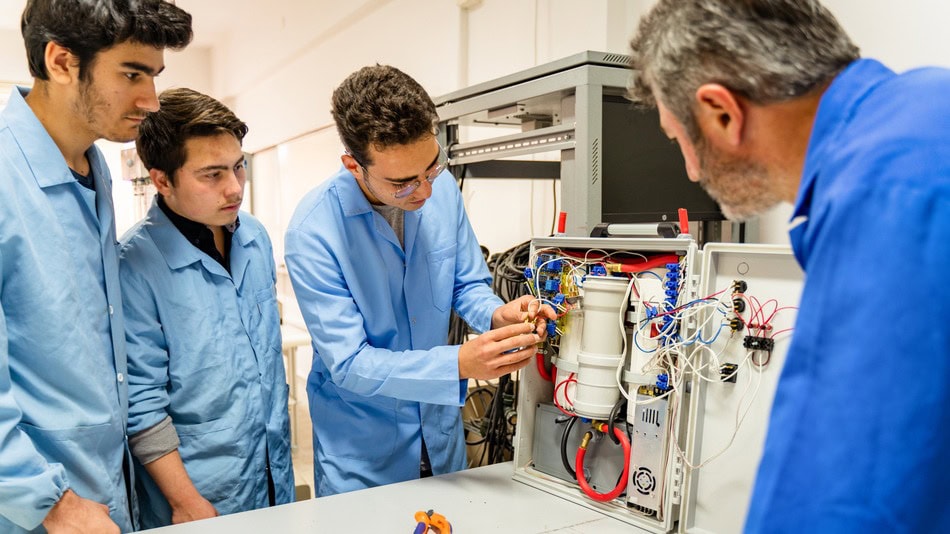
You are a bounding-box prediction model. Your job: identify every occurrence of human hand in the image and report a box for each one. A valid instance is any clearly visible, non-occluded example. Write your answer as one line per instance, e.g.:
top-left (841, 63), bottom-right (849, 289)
top-left (42, 490), bottom-right (120, 534)
top-left (458, 322), bottom-right (541, 380)
top-left (170, 494), bottom-right (219, 524)
top-left (491, 295), bottom-right (557, 338)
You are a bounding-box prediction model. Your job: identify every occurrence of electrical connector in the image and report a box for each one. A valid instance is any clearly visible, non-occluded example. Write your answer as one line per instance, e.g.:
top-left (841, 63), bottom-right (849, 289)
top-left (523, 267), bottom-right (534, 280)
top-left (546, 320), bottom-right (557, 337)
top-left (590, 265), bottom-right (607, 277)
top-left (656, 373), bottom-right (669, 391)
top-left (742, 336), bottom-right (774, 352)
top-left (732, 297), bottom-right (746, 313)
top-left (720, 363), bottom-right (739, 383)
top-left (728, 317), bottom-right (744, 332)
top-left (732, 280), bottom-right (747, 293)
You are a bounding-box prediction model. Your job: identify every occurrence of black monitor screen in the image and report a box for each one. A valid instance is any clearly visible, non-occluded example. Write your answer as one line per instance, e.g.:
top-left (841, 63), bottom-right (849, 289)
top-left (601, 96), bottom-right (723, 223)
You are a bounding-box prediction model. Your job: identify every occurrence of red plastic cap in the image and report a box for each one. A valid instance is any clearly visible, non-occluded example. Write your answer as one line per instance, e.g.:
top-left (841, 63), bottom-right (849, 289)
top-left (677, 208), bottom-right (689, 235)
top-left (557, 212), bottom-right (567, 234)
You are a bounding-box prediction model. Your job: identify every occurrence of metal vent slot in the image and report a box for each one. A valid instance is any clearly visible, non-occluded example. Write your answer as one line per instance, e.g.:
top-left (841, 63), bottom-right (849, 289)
top-left (642, 408), bottom-right (659, 426)
top-left (591, 137), bottom-right (601, 184)
top-left (602, 53), bottom-right (631, 65)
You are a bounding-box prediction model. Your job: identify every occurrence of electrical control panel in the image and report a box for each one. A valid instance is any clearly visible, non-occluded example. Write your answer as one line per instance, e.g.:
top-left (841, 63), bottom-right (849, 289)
top-left (512, 236), bottom-right (803, 533)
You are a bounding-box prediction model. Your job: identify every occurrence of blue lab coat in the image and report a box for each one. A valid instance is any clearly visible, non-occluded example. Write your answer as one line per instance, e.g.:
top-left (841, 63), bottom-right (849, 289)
top-left (0, 88), bottom-right (133, 531)
top-left (285, 167), bottom-right (503, 496)
top-left (119, 200), bottom-right (293, 528)
top-left (745, 60), bottom-right (950, 532)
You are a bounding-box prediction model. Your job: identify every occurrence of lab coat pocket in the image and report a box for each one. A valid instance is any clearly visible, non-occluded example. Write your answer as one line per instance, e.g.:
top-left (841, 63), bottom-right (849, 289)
top-left (174, 418), bottom-right (241, 502)
top-left (426, 244), bottom-right (457, 312)
top-left (313, 385), bottom-right (397, 460)
top-left (18, 421), bottom-right (121, 504)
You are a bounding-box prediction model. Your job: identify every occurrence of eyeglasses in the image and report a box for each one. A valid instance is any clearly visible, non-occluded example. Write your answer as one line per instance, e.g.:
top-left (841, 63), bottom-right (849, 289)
top-left (350, 143), bottom-right (449, 199)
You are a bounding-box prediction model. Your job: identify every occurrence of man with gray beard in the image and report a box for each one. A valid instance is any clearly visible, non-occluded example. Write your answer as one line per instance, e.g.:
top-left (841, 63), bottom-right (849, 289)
top-left (628, 1), bottom-right (950, 532)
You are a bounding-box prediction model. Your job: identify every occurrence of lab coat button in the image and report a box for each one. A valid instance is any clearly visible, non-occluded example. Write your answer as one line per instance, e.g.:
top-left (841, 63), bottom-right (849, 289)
top-left (109, 305), bottom-right (114, 315)
top-left (117, 373), bottom-right (125, 383)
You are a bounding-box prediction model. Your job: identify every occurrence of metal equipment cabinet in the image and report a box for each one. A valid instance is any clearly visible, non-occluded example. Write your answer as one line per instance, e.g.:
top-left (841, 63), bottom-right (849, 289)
top-left (434, 51), bottom-right (722, 239)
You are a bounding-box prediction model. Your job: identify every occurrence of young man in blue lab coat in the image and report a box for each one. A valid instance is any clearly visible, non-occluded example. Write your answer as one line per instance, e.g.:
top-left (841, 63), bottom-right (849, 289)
top-left (0, 1), bottom-right (191, 532)
top-left (629, 1), bottom-right (950, 531)
top-left (285, 65), bottom-right (555, 496)
top-left (119, 88), bottom-right (294, 528)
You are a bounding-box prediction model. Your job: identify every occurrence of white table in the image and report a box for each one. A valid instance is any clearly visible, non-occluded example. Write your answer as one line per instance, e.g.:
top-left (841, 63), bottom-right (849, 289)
top-left (144, 462), bottom-right (631, 533)
top-left (280, 324), bottom-right (311, 450)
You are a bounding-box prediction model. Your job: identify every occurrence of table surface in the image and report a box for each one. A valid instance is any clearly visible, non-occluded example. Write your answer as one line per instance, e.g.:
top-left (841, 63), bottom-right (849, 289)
top-left (144, 462), bottom-right (632, 533)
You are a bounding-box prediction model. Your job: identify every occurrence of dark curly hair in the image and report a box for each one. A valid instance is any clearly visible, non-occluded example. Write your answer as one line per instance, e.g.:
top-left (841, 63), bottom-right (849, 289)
top-left (331, 64), bottom-right (438, 167)
top-left (136, 88), bottom-right (248, 184)
top-left (22, 0), bottom-right (193, 81)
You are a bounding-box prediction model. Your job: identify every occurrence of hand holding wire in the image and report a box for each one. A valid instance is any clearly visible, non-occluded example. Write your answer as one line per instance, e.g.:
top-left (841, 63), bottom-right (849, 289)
top-left (491, 294), bottom-right (556, 338)
top-left (458, 322), bottom-right (540, 380)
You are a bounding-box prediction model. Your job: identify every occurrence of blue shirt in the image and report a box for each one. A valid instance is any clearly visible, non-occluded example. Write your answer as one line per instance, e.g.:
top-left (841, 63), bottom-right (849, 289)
top-left (285, 167), bottom-right (503, 496)
top-left (0, 88), bottom-right (132, 531)
top-left (745, 59), bottom-right (950, 532)
top-left (120, 200), bottom-right (293, 527)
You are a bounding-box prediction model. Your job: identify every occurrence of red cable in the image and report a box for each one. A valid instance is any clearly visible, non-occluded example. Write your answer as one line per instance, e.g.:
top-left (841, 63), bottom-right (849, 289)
top-left (536, 352), bottom-right (554, 382)
top-left (575, 426), bottom-right (630, 502)
top-left (553, 374), bottom-right (576, 417)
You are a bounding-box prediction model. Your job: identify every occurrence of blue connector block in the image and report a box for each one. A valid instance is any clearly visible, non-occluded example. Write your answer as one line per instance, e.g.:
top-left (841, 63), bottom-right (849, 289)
top-left (546, 259), bottom-right (562, 272)
top-left (552, 293), bottom-right (565, 306)
top-left (545, 279), bottom-right (560, 292)
top-left (523, 267), bottom-right (533, 280)
top-left (665, 289), bottom-right (678, 298)
top-left (657, 373), bottom-right (669, 390)
top-left (665, 280), bottom-right (678, 290)
top-left (645, 307), bottom-right (658, 320)
top-left (666, 263), bottom-right (679, 271)
top-left (590, 265), bottom-right (607, 277)
top-left (546, 320), bottom-right (557, 337)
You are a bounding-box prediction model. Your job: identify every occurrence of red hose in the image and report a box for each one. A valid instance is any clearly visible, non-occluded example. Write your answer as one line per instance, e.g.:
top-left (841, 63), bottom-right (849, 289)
top-left (575, 426), bottom-right (630, 502)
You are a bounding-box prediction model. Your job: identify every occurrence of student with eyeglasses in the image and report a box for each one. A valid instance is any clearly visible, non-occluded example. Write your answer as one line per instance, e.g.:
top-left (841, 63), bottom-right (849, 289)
top-left (285, 65), bottom-right (556, 496)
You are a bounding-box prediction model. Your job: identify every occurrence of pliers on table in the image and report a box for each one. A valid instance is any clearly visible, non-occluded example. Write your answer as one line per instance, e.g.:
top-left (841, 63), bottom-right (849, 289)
top-left (413, 509), bottom-right (452, 534)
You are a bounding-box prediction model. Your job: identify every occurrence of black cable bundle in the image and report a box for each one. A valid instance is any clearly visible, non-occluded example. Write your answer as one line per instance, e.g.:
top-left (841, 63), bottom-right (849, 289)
top-left (489, 240), bottom-right (531, 303)
top-left (483, 374), bottom-right (516, 465)
top-left (457, 240), bottom-right (534, 466)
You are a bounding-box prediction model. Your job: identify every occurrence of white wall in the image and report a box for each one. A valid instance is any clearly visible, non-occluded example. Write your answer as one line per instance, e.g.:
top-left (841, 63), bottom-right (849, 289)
top-left (0, 28), bottom-right (28, 84)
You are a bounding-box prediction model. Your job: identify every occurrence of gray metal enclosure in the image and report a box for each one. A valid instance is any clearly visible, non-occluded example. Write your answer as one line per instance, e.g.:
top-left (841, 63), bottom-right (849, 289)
top-left (434, 51), bottom-right (723, 239)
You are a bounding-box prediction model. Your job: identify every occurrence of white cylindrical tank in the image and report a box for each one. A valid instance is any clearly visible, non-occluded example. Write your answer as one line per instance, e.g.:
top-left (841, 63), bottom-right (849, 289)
top-left (573, 276), bottom-right (629, 419)
top-left (552, 308), bottom-right (583, 409)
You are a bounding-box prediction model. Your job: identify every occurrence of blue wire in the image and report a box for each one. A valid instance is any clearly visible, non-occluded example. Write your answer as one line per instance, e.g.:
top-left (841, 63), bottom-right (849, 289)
top-left (633, 321), bottom-right (657, 354)
top-left (698, 322), bottom-right (727, 345)
top-left (637, 271), bottom-right (663, 282)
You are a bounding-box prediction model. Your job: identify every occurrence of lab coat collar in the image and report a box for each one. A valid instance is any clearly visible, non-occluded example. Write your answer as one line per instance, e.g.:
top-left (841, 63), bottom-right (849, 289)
top-left (335, 167), bottom-right (374, 217)
top-left (144, 197), bottom-right (262, 282)
top-left (229, 212), bottom-right (263, 289)
top-left (792, 59), bottom-right (894, 220)
top-left (333, 166), bottom-right (424, 256)
top-left (3, 86), bottom-right (91, 189)
top-left (789, 59), bottom-right (894, 266)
